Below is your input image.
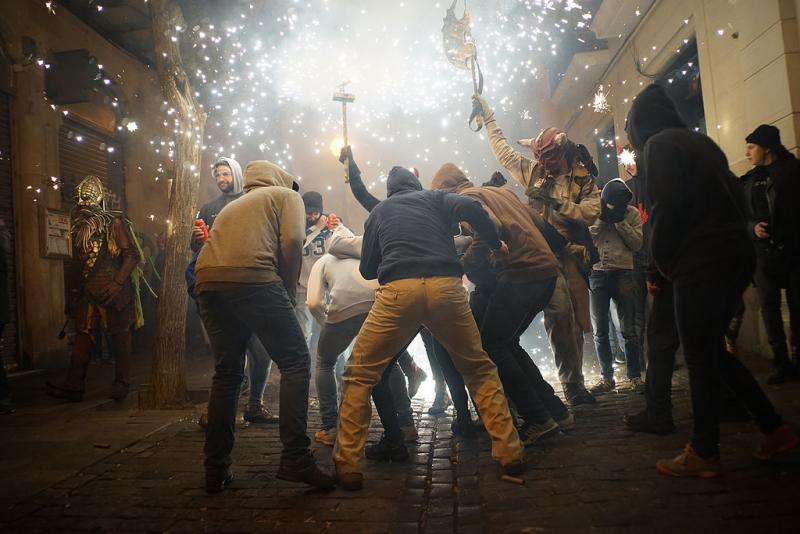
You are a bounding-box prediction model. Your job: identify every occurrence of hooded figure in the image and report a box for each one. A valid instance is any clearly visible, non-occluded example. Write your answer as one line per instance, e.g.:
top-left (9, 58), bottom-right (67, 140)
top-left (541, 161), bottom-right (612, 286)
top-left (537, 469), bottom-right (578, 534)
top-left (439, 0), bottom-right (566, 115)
top-left (625, 84), bottom-right (752, 285)
top-left (195, 160), bottom-right (305, 303)
top-left (191, 157), bottom-right (245, 252)
top-left (600, 178), bottom-right (634, 224)
top-left (386, 166), bottom-right (423, 197)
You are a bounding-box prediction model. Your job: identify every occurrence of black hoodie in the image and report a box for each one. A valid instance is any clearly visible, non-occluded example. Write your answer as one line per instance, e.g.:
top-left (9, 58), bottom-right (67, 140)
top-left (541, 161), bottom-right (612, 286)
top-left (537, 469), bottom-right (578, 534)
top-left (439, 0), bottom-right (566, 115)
top-left (625, 84), bottom-right (755, 285)
top-left (360, 166), bottom-right (502, 285)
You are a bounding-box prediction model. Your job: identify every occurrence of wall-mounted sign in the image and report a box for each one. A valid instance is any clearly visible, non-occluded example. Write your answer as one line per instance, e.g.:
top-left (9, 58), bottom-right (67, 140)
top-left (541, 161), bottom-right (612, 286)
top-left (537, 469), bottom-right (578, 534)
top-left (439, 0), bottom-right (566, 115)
top-left (39, 206), bottom-right (72, 259)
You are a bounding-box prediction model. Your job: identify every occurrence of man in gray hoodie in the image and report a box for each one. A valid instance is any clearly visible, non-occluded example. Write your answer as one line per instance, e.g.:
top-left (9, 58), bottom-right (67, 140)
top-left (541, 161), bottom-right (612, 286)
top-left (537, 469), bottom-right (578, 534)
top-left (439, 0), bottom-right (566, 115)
top-left (307, 222), bottom-right (416, 450)
top-left (192, 158), bottom-right (275, 425)
top-left (195, 160), bottom-right (334, 493)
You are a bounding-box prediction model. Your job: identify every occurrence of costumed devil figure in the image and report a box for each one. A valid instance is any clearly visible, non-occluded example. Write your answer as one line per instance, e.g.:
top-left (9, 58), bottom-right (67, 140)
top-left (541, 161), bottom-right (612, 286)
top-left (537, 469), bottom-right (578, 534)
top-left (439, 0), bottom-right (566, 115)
top-left (47, 176), bottom-right (145, 403)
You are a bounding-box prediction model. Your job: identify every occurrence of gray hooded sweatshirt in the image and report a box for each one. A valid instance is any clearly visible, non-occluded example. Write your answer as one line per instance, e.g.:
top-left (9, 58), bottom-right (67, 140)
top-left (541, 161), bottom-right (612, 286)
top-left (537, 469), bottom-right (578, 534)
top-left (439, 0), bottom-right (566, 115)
top-left (191, 157), bottom-right (245, 252)
top-left (195, 160), bottom-right (305, 303)
top-left (306, 225), bottom-right (378, 325)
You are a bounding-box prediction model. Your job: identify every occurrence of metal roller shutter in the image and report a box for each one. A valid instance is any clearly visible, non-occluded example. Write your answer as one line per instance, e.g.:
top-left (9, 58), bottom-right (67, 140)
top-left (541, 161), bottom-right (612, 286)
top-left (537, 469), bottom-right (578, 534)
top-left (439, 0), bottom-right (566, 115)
top-left (0, 93), bottom-right (19, 371)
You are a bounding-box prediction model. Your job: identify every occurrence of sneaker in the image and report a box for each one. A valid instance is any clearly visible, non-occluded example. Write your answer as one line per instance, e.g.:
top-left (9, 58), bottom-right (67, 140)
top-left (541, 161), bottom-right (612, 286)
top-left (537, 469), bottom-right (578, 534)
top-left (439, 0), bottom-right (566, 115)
top-left (627, 377), bottom-right (645, 393)
top-left (563, 383), bottom-right (596, 406)
top-left (589, 378), bottom-right (616, 396)
top-left (276, 453), bottom-right (336, 490)
top-left (110, 380), bottom-right (130, 402)
top-left (555, 412), bottom-right (576, 431)
top-left (314, 428), bottom-right (337, 446)
top-left (205, 469), bottom-right (233, 494)
top-left (406, 367), bottom-right (428, 399)
top-left (519, 418), bottom-right (560, 446)
top-left (656, 444), bottom-right (722, 478)
top-left (624, 410), bottom-right (675, 435)
top-left (365, 435), bottom-right (409, 462)
top-left (243, 406), bottom-right (279, 425)
top-left (427, 391), bottom-right (452, 415)
top-left (401, 425), bottom-right (419, 443)
top-left (754, 424), bottom-right (800, 461)
top-left (335, 466), bottom-right (363, 491)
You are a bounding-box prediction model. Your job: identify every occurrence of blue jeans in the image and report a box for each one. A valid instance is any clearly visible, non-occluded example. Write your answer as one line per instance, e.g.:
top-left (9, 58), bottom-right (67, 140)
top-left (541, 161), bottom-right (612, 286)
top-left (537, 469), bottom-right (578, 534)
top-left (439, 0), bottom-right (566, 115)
top-left (589, 270), bottom-right (641, 380)
top-left (198, 283), bottom-right (311, 473)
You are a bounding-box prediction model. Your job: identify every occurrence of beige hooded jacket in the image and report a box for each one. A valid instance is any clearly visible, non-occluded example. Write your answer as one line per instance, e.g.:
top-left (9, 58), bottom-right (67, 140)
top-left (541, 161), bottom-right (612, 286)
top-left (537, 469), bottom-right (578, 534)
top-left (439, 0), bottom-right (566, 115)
top-left (195, 160), bottom-right (305, 303)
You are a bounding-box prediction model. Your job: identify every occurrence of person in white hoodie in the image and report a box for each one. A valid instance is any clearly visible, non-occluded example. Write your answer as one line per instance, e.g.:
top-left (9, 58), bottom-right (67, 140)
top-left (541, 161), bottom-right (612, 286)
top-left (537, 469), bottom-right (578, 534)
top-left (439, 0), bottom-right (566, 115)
top-left (307, 220), bottom-right (416, 452)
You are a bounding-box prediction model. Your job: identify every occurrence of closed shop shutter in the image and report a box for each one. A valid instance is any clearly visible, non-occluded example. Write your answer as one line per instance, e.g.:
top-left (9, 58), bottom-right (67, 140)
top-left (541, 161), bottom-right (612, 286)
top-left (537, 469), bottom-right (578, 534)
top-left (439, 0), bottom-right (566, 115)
top-left (0, 92), bottom-right (19, 370)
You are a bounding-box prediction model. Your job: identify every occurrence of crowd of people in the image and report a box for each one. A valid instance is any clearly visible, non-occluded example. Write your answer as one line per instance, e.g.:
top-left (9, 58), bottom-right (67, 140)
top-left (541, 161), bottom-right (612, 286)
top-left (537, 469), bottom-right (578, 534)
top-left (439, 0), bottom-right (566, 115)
top-left (26, 83), bottom-right (800, 494)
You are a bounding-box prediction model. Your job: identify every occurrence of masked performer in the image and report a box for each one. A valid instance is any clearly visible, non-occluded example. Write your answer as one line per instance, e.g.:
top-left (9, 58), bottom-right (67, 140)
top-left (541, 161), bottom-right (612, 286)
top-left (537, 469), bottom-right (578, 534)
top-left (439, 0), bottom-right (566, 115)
top-left (47, 176), bottom-right (144, 402)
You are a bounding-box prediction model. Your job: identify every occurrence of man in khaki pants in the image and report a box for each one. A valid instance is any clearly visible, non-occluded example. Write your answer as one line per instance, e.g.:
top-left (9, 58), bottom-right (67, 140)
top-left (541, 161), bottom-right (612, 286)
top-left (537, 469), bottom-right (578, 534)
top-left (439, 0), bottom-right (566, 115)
top-left (333, 166), bottom-right (523, 490)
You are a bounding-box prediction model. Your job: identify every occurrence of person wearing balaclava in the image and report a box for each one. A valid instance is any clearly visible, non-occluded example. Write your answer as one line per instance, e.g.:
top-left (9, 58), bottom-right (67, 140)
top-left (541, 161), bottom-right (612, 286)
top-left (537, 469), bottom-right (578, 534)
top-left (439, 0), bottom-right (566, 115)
top-left (586, 178), bottom-right (643, 395)
top-left (471, 96), bottom-right (599, 407)
top-left (333, 164), bottom-right (523, 491)
top-left (191, 158), bottom-right (276, 427)
top-left (741, 124), bottom-right (800, 384)
top-left (625, 84), bottom-right (797, 478)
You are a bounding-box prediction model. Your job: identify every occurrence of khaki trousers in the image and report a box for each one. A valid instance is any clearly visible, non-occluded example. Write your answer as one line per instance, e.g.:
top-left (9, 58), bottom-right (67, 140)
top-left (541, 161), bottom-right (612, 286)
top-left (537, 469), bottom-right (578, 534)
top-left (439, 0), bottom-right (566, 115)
top-left (333, 276), bottom-right (523, 473)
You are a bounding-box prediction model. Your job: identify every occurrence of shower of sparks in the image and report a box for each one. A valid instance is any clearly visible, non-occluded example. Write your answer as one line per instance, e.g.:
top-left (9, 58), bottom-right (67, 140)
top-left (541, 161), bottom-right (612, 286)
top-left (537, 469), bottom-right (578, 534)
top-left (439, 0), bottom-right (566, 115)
top-left (592, 84), bottom-right (609, 113)
top-left (618, 148), bottom-right (636, 167)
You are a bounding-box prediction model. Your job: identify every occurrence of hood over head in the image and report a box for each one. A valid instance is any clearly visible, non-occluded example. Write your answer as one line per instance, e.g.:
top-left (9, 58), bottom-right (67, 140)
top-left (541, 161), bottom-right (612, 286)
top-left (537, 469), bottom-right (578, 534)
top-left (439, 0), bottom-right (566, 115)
top-left (386, 166), bottom-right (423, 197)
top-left (243, 160), bottom-right (295, 192)
top-left (327, 225), bottom-right (363, 260)
top-left (431, 163), bottom-right (473, 193)
top-left (625, 84), bottom-right (686, 151)
top-left (215, 157), bottom-right (244, 196)
top-left (601, 178), bottom-right (633, 222)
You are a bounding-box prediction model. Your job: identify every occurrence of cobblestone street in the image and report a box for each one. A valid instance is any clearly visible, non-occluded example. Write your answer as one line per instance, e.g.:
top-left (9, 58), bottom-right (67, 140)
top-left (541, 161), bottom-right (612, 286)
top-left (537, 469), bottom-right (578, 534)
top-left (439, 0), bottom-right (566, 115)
top-left (1, 353), bottom-right (799, 533)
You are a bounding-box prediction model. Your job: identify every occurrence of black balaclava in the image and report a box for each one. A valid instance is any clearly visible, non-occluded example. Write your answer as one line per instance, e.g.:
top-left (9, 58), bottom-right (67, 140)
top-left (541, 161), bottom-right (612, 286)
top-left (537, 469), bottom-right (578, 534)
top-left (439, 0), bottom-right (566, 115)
top-left (600, 178), bottom-right (633, 223)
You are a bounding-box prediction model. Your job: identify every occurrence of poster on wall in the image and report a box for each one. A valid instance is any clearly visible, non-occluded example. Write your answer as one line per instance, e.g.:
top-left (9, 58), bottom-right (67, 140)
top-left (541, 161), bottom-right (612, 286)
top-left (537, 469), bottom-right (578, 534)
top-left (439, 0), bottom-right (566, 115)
top-left (39, 207), bottom-right (72, 259)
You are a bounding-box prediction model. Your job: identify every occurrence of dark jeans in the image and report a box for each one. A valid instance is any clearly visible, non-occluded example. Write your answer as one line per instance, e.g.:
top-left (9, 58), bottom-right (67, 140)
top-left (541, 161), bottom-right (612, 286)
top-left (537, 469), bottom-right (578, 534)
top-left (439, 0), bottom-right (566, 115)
top-left (472, 277), bottom-right (567, 425)
top-left (590, 270), bottom-right (642, 379)
top-left (632, 269), bottom-right (648, 367)
top-left (644, 283), bottom-right (681, 420)
top-left (426, 334), bottom-right (472, 421)
top-left (674, 273), bottom-right (783, 458)
top-left (419, 328), bottom-right (446, 396)
top-left (754, 258), bottom-right (800, 366)
top-left (198, 284), bottom-right (311, 473)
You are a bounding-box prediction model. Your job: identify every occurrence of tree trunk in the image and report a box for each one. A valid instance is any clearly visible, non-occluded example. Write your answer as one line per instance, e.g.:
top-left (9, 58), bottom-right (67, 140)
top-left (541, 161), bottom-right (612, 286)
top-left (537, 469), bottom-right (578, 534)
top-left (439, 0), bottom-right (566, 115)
top-left (144, 0), bottom-right (207, 408)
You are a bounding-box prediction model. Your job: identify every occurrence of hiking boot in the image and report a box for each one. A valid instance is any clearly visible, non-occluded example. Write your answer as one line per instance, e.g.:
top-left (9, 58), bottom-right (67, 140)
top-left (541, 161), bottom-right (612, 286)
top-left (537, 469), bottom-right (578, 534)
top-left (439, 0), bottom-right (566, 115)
top-left (501, 460), bottom-right (524, 477)
top-left (335, 467), bottom-right (363, 491)
top-left (110, 380), bottom-right (130, 402)
top-left (624, 410), bottom-right (675, 435)
top-left (564, 383), bottom-right (596, 406)
top-left (519, 418), bottom-right (560, 447)
top-left (276, 453), bottom-right (336, 490)
top-left (314, 428), bottom-right (337, 446)
top-left (401, 425), bottom-right (419, 443)
top-left (406, 366), bottom-right (427, 399)
top-left (656, 444), bottom-right (721, 478)
top-left (365, 435), bottom-right (409, 462)
top-left (589, 378), bottom-right (616, 396)
top-left (243, 406), bottom-right (279, 425)
top-left (205, 469), bottom-right (233, 494)
top-left (754, 424), bottom-right (800, 461)
top-left (428, 391), bottom-right (452, 415)
top-left (555, 412), bottom-right (576, 431)
top-left (45, 381), bottom-right (84, 403)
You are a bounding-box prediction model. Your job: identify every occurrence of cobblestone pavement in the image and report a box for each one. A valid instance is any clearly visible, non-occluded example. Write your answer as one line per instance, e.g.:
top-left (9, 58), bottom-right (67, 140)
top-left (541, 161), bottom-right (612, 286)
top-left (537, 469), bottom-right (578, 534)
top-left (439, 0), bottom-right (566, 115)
top-left (2, 353), bottom-right (799, 533)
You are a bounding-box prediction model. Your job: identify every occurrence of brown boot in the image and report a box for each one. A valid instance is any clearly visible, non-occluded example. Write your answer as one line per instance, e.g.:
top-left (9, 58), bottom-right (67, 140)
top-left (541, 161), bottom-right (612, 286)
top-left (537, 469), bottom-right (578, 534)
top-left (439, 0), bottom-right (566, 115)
top-left (754, 424), bottom-right (800, 461)
top-left (656, 444), bottom-right (721, 478)
top-left (335, 466), bottom-right (363, 491)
